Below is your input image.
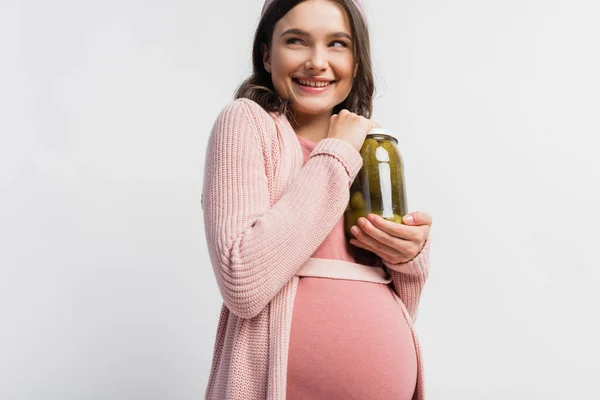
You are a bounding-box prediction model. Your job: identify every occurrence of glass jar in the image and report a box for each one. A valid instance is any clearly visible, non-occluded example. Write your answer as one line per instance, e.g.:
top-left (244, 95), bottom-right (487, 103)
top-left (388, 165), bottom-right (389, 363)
top-left (344, 128), bottom-right (408, 239)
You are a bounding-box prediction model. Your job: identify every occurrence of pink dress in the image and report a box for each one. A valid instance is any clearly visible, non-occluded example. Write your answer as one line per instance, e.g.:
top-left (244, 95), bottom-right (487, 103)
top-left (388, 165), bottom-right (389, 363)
top-left (286, 135), bottom-right (418, 400)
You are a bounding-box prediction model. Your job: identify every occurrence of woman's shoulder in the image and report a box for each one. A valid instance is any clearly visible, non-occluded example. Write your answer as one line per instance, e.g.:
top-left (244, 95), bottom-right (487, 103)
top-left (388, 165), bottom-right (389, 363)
top-left (208, 98), bottom-right (289, 180)
top-left (212, 98), bottom-right (279, 140)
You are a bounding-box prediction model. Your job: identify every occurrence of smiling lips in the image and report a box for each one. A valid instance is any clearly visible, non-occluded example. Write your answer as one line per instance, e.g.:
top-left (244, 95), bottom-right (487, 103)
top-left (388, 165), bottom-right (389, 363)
top-left (293, 77), bottom-right (335, 92)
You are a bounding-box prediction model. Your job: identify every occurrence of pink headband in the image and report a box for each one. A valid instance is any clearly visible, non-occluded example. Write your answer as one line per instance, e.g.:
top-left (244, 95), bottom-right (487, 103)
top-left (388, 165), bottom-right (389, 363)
top-left (261, 0), bottom-right (366, 20)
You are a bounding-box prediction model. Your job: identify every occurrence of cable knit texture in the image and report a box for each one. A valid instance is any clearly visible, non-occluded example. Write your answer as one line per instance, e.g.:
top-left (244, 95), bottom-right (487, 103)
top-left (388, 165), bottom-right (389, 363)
top-left (202, 98), bottom-right (430, 399)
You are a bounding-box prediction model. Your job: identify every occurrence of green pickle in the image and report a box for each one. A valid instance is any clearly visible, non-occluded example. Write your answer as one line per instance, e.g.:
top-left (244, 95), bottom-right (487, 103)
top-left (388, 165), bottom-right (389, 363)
top-left (389, 214), bottom-right (403, 224)
top-left (381, 140), bottom-right (406, 216)
top-left (345, 129), bottom-right (408, 239)
top-left (350, 191), bottom-right (366, 209)
top-left (363, 139), bottom-right (381, 207)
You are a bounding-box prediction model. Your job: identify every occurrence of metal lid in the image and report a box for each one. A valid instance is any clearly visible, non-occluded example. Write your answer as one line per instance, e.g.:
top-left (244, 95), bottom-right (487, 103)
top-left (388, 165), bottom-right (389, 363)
top-left (367, 128), bottom-right (399, 142)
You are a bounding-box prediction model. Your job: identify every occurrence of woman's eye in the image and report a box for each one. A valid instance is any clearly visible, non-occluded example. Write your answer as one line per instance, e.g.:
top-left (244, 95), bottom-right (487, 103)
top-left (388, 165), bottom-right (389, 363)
top-left (286, 38), bottom-right (304, 45)
top-left (330, 40), bottom-right (349, 48)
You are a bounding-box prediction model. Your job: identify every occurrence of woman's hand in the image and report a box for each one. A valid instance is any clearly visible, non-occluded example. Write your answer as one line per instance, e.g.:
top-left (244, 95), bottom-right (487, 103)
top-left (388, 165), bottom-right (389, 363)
top-left (349, 211), bottom-right (432, 264)
top-left (327, 109), bottom-right (378, 152)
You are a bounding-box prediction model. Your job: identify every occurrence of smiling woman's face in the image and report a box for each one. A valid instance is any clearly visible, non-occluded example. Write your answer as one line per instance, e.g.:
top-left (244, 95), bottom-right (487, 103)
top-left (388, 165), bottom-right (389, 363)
top-left (263, 0), bottom-right (358, 118)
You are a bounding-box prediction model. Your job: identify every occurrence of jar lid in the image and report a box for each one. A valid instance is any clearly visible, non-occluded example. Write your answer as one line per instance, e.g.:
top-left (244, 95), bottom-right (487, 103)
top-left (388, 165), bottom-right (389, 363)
top-left (368, 128), bottom-right (399, 142)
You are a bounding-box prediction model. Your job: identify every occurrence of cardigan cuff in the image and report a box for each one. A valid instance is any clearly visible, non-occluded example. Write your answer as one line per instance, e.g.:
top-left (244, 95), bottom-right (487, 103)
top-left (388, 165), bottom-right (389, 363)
top-left (383, 236), bottom-right (431, 276)
top-left (309, 138), bottom-right (363, 182)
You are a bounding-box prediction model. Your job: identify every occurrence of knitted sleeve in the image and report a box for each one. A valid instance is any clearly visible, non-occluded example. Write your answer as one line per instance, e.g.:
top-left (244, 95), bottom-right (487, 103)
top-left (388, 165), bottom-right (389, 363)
top-left (202, 99), bottom-right (363, 319)
top-left (383, 237), bottom-right (431, 322)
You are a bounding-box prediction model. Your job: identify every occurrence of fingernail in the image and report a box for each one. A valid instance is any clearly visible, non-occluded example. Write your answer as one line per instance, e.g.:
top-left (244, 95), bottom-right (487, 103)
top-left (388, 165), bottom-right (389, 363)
top-left (367, 214), bottom-right (377, 222)
top-left (358, 218), bottom-right (366, 227)
top-left (351, 226), bottom-right (359, 235)
top-left (403, 215), bottom-right (414, 224)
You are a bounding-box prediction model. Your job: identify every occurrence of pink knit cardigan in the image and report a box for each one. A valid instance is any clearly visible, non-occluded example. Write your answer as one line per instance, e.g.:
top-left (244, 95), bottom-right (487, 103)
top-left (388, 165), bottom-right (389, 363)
top-left (201, 98), bottom-right (431, 399)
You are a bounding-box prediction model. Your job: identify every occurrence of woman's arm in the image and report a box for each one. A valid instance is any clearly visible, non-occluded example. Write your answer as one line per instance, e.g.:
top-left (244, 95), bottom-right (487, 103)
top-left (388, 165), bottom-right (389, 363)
top-left (382, 237), bottom-right (431, 322)
top-left (202, 99), bottom-right (363, 319)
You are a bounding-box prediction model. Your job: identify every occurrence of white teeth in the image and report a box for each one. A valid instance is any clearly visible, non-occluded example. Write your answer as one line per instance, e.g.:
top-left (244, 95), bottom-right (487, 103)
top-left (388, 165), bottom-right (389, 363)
top-left (297, 79), bottom-right (331, 88)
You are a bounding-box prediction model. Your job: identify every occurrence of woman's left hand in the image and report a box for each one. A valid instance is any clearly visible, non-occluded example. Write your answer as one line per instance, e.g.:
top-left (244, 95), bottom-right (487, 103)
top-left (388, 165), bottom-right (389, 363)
top-left (349, 211), bottom-right (433, 264)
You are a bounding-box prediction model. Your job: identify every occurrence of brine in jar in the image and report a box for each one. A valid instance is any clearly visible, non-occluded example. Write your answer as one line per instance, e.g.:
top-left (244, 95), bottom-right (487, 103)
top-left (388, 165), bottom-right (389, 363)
top-left (344, 128), bottom-right (408, 239)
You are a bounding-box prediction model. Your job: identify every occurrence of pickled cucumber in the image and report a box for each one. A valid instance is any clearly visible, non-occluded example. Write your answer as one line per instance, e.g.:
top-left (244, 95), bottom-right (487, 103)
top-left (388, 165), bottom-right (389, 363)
top-left (380, 141), bottom-right (407, 217)
top-left (362, 140), bottom-right (381, 210)
top-left (384, 213), bottom-right (403, 224)
top-left (380, 141), bottom-right (399, 196)
top-left (350, 191), bottom-right (366, 209)
top-left (360, 138), bottom-right (379, 157)
top-left (344, 210), bottom-right (405, 239)
top-left (344, 208), bottom-right (363, 239)
top-left (379, 140), bottom-right (396, 156)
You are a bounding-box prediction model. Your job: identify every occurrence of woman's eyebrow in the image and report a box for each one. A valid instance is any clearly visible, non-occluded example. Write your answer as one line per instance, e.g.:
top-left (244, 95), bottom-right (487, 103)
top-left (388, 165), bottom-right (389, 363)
top-left (280, 28), bottom-right (352, 41)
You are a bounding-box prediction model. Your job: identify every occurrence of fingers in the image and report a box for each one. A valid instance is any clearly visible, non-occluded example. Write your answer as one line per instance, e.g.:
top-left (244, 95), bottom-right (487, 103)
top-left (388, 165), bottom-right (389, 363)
top-left (365, 214), bottom-right (423, 242)
top-left (333, 109), bottom-right (374, 126)
top-left (402, 211), bottom-right (433, 227)
top-left (349, 226), bottom-right (416, 264)
top-left (349, 238), bottom-right (386, 259)
top-left (357, 216), bottom-right (428, 256)
top-left (329, 110), bottom-right (380, 152)
top-left (349, 226), bottom-right (398, 260)
top-left (351, 218), bottom-right (415, 259)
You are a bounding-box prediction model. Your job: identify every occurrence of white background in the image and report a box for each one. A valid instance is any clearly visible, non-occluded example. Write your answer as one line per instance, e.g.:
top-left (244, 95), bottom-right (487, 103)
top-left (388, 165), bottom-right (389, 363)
top-left (1, 0), bottom-right (599, 398)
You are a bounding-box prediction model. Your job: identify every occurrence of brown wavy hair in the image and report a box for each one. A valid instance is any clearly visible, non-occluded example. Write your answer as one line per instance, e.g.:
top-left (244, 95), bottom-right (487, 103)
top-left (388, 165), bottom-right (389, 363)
top-left (235, 0), bottom-right (375, 121)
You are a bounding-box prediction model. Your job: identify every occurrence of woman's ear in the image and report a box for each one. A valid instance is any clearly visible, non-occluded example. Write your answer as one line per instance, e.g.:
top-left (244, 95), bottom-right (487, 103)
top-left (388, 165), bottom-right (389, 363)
top-left (353, 62), bottom-right (359, 78)
top-left (261, 43), bottom-right (272, 73)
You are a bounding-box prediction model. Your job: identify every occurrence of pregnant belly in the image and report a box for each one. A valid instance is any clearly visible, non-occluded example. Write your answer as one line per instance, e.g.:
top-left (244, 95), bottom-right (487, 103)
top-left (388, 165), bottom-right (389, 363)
top-left (286, 277), bottom-right (417, 400)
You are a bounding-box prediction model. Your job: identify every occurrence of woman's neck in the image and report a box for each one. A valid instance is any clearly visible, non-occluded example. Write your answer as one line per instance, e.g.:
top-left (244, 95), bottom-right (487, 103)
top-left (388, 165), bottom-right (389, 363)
top-left (291, 110), bottom-right (332, 143)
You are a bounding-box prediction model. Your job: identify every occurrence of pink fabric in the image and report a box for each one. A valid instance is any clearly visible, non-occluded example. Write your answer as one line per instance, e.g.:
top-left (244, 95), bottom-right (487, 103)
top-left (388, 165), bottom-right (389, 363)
top-left (295, 257), bottom-right (391, 283)
top-left (201, 98), bottom-right (430, 399)
top-left (287, 136), bottom-right (418, 399)
top-left (296, 134), bottom-right (380, 266)
top-left (288, 279), bottom-right (418, 400)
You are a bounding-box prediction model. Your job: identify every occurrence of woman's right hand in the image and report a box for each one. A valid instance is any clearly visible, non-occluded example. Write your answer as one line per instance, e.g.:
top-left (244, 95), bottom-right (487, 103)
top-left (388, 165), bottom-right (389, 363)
top-left (327, 109), bottom-right (378, 152)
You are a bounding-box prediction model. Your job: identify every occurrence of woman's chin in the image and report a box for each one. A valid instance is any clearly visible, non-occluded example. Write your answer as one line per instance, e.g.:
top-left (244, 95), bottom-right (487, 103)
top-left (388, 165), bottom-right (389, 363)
top-left (291, 101), bottom-right (336, 117)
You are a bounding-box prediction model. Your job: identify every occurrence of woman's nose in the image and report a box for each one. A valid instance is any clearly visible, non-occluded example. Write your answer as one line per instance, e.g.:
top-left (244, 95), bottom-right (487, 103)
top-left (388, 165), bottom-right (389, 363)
top-left (304, 48), bottom-right (328, 71)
